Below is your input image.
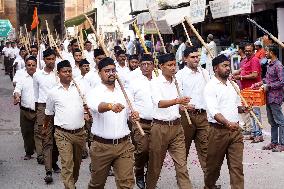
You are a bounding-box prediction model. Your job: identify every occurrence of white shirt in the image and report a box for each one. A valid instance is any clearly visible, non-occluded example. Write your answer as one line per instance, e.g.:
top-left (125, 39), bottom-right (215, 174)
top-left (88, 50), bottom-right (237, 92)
top-left (2, 46), bottom-right (11, 57)
top-left (83, 50), bottom-right (95, 68)
top-left (176, 66), bottom-right (209, 110)
top-left (151, 74), bottom-right (180, 121)
top-left (13, 68), bottom-right (26, 83)
top-left (62, 51), bottom-right (75, 67)
top-left (14, 72), bottom-right (35, 110)
top-left (45, 82), bottom-right (85, 130)
top-left (176, 43), bottom-right (186, 64)
top-left (204, 76), bottom-right (241, 123)
top-left (84, 69), bottom-right (101, 88)
top-left (33, 69), bottom-right (58, 103)
top-left (87, 84), bottom-right (130, 139)
top-left (9, 47), bottom-right (17, 59)
top-left (116, 63), bottom-right (130, 85)
top-left (74, 74), bottom-right (91, 92)
top-left (205, 41), bottom-right (217, 77)
top-left (13, 56), bottom-right (25, 71)
top-left (72, 65), bottom-right (81, 78)
top-left (128, 75), bottom-right (153, 120)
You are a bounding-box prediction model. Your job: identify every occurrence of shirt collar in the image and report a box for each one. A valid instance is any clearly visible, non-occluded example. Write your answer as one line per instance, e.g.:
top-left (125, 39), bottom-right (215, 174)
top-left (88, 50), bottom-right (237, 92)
top-left (57, 81), bottom-right (76, 89)
top-left (212, 76), bottom-right (229, 86)
top-left (183, 65), bottom-right (200, 74)
top-left (268, 59), bottom-right (279, 66)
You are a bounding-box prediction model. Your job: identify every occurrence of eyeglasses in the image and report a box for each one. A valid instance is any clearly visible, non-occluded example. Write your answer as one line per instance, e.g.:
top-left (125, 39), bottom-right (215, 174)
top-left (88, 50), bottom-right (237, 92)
top-left (103, 68), bottom-right (117, 74)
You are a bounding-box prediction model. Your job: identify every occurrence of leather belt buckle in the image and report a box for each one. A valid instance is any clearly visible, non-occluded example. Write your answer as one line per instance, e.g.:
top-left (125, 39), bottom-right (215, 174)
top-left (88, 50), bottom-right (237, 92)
top-left (168, 120), bottom-right (174, 126)
top-left (113, 138), bottom-right (119, 145)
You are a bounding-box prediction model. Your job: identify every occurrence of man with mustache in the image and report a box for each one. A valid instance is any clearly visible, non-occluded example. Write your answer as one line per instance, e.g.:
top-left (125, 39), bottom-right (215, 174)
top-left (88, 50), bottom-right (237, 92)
top-left (87, 57), bottom-right (139, 189)
top-left (204, 54), bottom-right (244, 189)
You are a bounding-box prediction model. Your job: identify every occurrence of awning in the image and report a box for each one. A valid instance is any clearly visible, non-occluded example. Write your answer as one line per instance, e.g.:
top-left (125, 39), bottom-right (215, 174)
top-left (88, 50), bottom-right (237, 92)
top-left (64, 9), bottom-right (97, 27)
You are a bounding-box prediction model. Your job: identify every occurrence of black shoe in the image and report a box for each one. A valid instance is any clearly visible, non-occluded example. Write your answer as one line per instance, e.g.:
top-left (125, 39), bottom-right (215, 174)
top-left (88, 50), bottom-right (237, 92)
top-left (136, 176), bottom-right (145, 189)
top-left (53, 164), bottom-right (61, 173)
top-left (24, 155), bottom-right (32, 160)
top-left (215, 184), bottom-right (221, 189)
top-left (44, 172), bottom-right (53, 184)
top-left (82, 151), bottom-right (88, 159)
top-left (37, 156), bottom-right (44, 165)
top-left (108, 168), bottom-right (114, 176)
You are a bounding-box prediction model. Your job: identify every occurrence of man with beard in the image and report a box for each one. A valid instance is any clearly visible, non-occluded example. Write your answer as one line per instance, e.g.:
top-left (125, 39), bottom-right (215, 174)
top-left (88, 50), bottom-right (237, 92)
top-left (115, 50), bottom-right (130, 84)
top-left (45, 60), bottom-right (87, 189)
top-left (13, 56), bottom-right (38, 160)
top-left (87, 57), bottom-right (139, 189)
top-left (33, 48), bottom-right (60, 184)
top-left (176, 47), bottom-right (210, 174)
top-left (84, 48), bottom-right (106, 88)
top-left (146, 53), bottom-right (192, 189)
top-left (127, 54), bottom-right (155, 189)
top-left (204, 54), bottom-right (244, 189)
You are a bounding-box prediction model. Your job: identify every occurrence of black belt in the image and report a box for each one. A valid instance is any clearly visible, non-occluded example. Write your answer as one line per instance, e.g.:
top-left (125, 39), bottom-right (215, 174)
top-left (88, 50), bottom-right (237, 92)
top-left (93, 135), bottom-right (130, 145)
top-left (20, 106), bottom-right (36, 113)
top-left (188, 109), bottom-right (206, 115)
top-left (55, 125), bottom-right (84, 134)
top-left (153, 118), bottom-right (181, 126)
top-left (139, 118), bottom-right (152, 124)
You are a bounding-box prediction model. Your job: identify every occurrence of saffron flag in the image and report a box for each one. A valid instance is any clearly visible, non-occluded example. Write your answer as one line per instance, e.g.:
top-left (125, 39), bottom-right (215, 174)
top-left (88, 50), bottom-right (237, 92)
top-left (31, 7), bottom-right (39, 30)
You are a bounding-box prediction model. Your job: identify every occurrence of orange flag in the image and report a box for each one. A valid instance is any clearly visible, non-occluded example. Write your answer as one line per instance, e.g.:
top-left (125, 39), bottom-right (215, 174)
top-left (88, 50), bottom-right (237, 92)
top-left (31, 7), bottom-right (39, 30)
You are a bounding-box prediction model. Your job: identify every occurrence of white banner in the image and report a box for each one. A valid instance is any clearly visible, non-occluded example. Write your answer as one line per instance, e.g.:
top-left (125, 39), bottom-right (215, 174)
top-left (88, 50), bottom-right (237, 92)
top-left (190, 0), bottom-right (206, 23)
top-left (210, 0), bottom-right (252, 19)
top-left (277, 8), bottom-right (284, 42)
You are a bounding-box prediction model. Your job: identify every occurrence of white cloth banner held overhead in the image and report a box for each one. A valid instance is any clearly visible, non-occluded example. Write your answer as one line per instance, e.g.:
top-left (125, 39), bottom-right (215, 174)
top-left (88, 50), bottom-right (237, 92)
top-left (210, 0), bottom-right (252, 19)
top-left (190, 0), bottom-right (206, 23)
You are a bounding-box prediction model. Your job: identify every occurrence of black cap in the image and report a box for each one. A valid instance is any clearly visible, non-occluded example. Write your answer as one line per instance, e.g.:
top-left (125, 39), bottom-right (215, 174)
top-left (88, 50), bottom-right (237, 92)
top-left (115, 49), bottom-right (126, 57)
top-left (140, 54), bottom-right (153, 62)
top-left (158, 53), bottom-right (175, 64)
top-left (128, 54), bottom-right (139, 61)
top-left (79, 59), bottom-right (90, 67)
top-left (212, 54), bottom-right (229, 67)
top-left (57, 60), bottom-right (71, 72)
top-left (98, 57), bottom-right (115, 71)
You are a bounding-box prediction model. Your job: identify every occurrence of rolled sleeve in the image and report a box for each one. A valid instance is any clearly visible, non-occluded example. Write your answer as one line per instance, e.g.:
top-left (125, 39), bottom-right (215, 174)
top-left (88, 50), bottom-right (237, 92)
top-left (150, 80), bottom-right (162, 107)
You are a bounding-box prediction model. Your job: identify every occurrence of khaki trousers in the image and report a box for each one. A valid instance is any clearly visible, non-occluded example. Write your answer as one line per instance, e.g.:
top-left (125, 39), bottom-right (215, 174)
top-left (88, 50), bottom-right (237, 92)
top-left (34, 104), bottom-right (44, 159)
top-left (181, 111), bottom-right (209, 172)
top-left (146, 122), bottom-right (192, 189)
top-left (54, 128), bottom-right (85, 189)
top-left (37, 103), bottom-right (59, 172)
top-left (204, 124), bottom-right (244, 189)
top-left (20, 109), bottom-right (36, 155)
top-left (88, 139), bottom-right (135, 189)
top-left (132, 122), bottom-right (151, 177)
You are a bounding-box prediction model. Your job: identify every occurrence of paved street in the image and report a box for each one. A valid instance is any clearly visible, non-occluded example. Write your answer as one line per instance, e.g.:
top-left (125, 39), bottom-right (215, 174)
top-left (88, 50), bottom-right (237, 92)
top-left (1, 66), bottom-right (284, 189)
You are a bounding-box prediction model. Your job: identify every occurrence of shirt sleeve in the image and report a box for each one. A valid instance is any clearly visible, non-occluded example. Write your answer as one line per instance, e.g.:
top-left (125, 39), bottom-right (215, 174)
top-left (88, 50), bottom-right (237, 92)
top-left (33, 73), bottom-right (39, 102)
top-left (14, 80), bottom-right (23, 96)
top-left (268, 63), bottom-right (284, 90)
top-left (204, 83), bottom-right (220, 118)
top-left (175, 71), bottom-right (184, 96)
top-left (45, 91), bottom-right (55, 115)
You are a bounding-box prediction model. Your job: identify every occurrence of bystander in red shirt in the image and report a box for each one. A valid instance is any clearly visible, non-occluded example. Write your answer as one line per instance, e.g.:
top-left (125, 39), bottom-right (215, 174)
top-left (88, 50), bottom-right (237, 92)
top-left (240, 55), bottom-right (262, 89)
top-left (255, 48), bottom-right (266, 60)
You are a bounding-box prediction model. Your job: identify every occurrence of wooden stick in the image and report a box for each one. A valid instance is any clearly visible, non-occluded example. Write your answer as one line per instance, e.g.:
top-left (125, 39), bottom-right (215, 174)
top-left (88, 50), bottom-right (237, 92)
top-left (132, 21), bottom-right (149, 54)
top-left (148, 7), bottom-right (166, 53)
top-left (45, 20), bottom-right (63, 60)
top-left (184, 16), bottom-right (213, 58)
top-left (84, 14), bottom-right (110, 57)
top-left (117, 77), bottom-right (145, 136)
top-left (151, 34), bottom-right (159, 77)
top-left (181, 21), bottom-right (193, 46)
